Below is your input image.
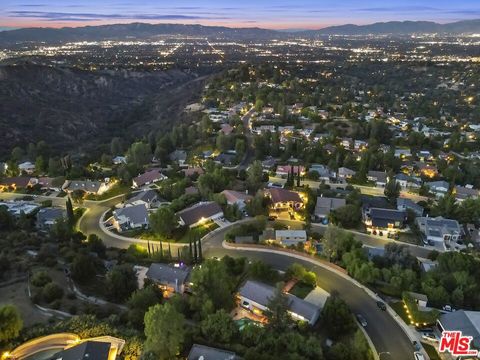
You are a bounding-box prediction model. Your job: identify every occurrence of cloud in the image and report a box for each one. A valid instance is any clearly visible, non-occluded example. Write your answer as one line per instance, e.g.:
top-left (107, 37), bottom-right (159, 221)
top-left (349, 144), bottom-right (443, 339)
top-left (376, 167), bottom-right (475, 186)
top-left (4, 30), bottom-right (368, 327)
top-left (7, 11), bottom-right (230, 21)
top-left (356, 6), bottom-right (439, 13)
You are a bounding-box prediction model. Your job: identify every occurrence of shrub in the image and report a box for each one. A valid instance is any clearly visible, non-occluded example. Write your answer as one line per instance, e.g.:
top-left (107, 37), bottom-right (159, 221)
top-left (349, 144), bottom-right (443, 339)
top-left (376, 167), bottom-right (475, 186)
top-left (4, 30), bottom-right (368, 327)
top-left (42, 282), bottom-right (64, 303)
top-left (31, 271), bottom-right (52, 287)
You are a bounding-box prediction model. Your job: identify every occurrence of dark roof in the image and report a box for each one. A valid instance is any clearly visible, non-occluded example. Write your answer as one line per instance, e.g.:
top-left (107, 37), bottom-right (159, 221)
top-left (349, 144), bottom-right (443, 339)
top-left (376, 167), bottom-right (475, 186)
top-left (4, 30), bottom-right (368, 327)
top-left (127, 189), bottom-right (159, 204)
top-left (36, 208), bottom-right (65, 224)
top-left (369, 208), bottom-right (406, 227)
top-left (67, 180), bottom-right (103, 193)
top-left (0, 176), bottom-right (32, 188)
top-left (314, 197), bottom-right (346, 217)
top-left (133, 169), bottom-right (163, 187)
top-left (113, 204), bottom-right (149, 225)
top-left (177, 202), bottom-right (223, 226)
top-left (146, 263), bottom-right (190, 285)
top-left (187, 344), bottom-right (237, 360)
top-left (361, 195), bottom-right (391, 210)
top-left (267, 188), bottom-right (302, 204)
top-left (48, 341), bottom-right (110, 360)
top-left (367, 171), bottom-right (387, 183)
top-left (439, 311), bottom-right (480, 348)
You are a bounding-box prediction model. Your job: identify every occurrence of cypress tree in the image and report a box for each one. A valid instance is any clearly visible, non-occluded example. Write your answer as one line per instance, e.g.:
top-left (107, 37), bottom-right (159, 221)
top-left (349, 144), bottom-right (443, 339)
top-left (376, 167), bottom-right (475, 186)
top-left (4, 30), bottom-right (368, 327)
top-left (147, 239), bottom-right (151, 256)
top-left (66, 197), bottom-right (74, 227)
top-left (168, 243), bottom-right (172, 259)
top-left (160, 241), bottom-right (164, 259)
top-left (188, 238), bottom-right (193, 262)
top-left (193, 239), bottom-right (198, 263)
top-left (197, 236), bottom-right (203, 262)
top-left (177, 248), bottom-right (181, 261)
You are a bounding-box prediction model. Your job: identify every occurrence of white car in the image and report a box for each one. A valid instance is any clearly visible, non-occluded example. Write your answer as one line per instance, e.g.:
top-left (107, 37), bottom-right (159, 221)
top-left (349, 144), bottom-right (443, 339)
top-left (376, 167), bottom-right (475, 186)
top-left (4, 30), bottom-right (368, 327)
top-left (414, 352), bottom-right (425, 360)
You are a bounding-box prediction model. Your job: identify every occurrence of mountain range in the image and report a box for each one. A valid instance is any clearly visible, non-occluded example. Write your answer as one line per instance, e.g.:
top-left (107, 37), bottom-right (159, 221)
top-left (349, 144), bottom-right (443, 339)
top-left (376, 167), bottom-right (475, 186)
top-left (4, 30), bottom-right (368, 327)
top-left (1, 19), bottom-right (480, 46)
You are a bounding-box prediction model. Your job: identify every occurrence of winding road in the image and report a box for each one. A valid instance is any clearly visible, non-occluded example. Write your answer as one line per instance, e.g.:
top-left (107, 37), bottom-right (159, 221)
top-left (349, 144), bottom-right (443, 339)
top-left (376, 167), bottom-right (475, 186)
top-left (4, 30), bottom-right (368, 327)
top-left (1, 191), bottom-right (427, 359)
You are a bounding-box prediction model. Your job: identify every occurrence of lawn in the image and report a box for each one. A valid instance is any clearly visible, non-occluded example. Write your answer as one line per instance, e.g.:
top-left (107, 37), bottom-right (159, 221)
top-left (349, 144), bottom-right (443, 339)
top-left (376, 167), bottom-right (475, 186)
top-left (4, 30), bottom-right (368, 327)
top-left (85, 183), bottom-right (131, 201)
top-left (422, 342), bottom-right (441, 360)
top-left (122, 221), bottom-right (219, 244)
top-left (289, 281), bottom-right (314, 299)
top-left (390, 301), bottom-right (411, 325)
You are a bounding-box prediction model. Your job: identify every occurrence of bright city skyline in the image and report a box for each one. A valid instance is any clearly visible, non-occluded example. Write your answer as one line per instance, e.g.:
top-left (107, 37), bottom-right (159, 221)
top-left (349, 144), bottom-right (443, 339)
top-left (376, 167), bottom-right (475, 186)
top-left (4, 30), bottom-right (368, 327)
top-left (1, 0), bottom-right (480, 30)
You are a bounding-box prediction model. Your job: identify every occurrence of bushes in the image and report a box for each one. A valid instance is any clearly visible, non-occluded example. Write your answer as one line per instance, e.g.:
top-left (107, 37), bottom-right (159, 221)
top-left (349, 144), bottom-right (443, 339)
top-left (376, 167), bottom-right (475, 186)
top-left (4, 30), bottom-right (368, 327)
top-left (42, 282), bottom-right (64, 303)
top-left (31, 270), bottom-right (52, 287)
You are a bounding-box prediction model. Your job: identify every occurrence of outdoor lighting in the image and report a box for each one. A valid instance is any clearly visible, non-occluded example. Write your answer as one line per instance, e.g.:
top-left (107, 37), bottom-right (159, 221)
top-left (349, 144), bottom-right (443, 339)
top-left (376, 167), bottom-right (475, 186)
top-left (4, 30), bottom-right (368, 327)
top-left (2, 352), bottom-right (11, 359)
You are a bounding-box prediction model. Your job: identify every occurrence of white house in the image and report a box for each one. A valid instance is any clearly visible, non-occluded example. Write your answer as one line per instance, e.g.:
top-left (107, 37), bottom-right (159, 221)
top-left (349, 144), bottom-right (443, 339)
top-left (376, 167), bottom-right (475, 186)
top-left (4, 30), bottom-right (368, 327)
top-left (275, 230), bottom-right (307, 247)
top-left (18, 161), bottom-right (36, 174)
top-left (112, 204), bottom-right (149, 232)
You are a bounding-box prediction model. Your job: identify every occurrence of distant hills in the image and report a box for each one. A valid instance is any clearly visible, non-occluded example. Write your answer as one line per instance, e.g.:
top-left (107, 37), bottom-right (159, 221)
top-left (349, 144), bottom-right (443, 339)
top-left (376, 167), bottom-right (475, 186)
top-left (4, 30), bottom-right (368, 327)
top-left (305, 19), bottom-right (480, 36)
top-left (0, 19), bottom-right (480, 46)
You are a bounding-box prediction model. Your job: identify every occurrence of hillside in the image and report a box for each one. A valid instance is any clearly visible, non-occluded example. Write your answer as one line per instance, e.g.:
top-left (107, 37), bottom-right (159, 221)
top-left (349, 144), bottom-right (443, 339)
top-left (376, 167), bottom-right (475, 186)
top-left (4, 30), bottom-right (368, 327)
top-left (0, 64), bottom-right (206, 158)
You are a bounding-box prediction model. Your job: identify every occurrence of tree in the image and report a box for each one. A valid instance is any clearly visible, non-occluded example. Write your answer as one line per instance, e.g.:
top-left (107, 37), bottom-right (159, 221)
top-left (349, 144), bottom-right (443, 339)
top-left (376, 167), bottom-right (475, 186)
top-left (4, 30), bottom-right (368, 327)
top-left (127, 286), bottom-right (163, 329)
top-left (70, 189), bottom-right (86, 204)
top-left (71, 254), bottom-right (97, 284)
top-left (127, 141), bottom-right (151, 168)
top-left (106, 264), bottom-right (138, 302)
top-left (265, 283), bottom-right (291, 332)
top-left (189, 259), bottom-right (235, 318)
top-left (48, 157), bottom-right (64, 177)
top-left (66, 197), bottom-right (75, 227)
top-left (150, 206), bottom-right (178, 237)
top-left (42, 282), bottom-right (64, 303)
top-left (321, 292), bottom-right (356, 339)
top-left (86, 234), bottom-right (106, 257)
top-left (200, 309), bottom-right (238, 344)
top-left (0, 305), bottom-right (23, 342)
top-left (322, 225), bottom-right (359, 262)
top-left (246, 160), bottom-right (264, 193)
top-left (384, 176), bottom-right (400, 204)
top-left (144, 303), bottom-right (185, 360)
top-left (330, 204), bottom-right (362, 228)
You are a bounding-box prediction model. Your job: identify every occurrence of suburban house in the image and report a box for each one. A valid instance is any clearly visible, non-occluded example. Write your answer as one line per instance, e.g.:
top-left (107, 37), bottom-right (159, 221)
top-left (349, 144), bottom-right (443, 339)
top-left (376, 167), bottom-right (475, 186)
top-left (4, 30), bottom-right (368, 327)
top-left (309, 164), bottom-right (336, 181)
top-left (417, 257), bottom-right (438, 273)
top-left (394, 148), bottom-right (412, 158)
top-left (337, 167), bottom-right (356, 179)
top-left (266, 188), bottom-right (303, 210)
top-left (426, 180), bottom-right (450, 198)
top-left (36, 208), bottom-right (65, 230)
top-left (395, 173), bottom-right (421, 189)
top-left (214, 152), bottom-right (236, 166)
top-left (182, 167), bottom-right (204, 178)
top-left (132, 169), bottom-right (167, 188)
top-left (125, 189), bottom-right (163, 209)
top-left (436, 311), bottom-right (480, 349)
top-left (397, 198), bottom-right (424, 217)
top-left (18, 161), bottom-right (36, 174)
top-left (44, 340), bottom-right (125, 360)
top-left (37, 177), bottom-right (63, 192)
top-left (112, 204), bottom-right (149, 232)
top-left (0, 176), bottom-right (35, 191)
top-left (177, 202), bottom-right (224, 228)
top-left (188, 344), bottom-right (237, 360)
top-left (220, 190), bottom-right (253, 210)
top-left (64, 180), bottom-right (110, 195)
top-left (408, 292), bottom-right (428, 308)
top-left (0, 162), bottom-right (7, 174)
top-left (416, 216), bottom-right (463, 250)
top-left (454, 185), bottom-right (478, 202)
top-left (367, 171), bottom-right (387, 187)
top-left (145, 263), bottom-right (191, 296)
top-left (237, 280), bottom-right (321, 325)
top-left (0, 201), bottom-right (39, 216)
top-left (275, 230), bottom-right (307, 246)
top-left (169, 150), bottom-right (187, 166)
top-left (113, 156), bottom-right (127, 165)
top-left (314, 197), bottom-right (346, 221)
top-left (364, 208), bottom-right (406, 230)
top-left (275, 165), bottom-right (305, 178)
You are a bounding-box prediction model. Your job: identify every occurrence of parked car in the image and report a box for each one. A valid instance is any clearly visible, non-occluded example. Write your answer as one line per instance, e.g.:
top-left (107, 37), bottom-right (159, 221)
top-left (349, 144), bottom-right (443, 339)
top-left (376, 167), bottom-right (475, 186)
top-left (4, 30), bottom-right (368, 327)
top-left (356, 314), bottom-right (367, 327)
top-left (412, 341), bottom-right (421, 351)
top-left (414, 352), bottom-right (425, 360)
top-left (376, 301), bottom-right (386, 311)
top-left (443, 305), bottom-right (454, 312)
top-left (421, 332), bottom-right (438, 342)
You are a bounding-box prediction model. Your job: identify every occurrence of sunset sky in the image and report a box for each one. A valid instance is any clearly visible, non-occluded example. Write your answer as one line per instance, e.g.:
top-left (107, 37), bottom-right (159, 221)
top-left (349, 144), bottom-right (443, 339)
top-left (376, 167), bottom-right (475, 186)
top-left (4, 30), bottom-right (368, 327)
top-left (1, 0), bottom-right (480, 30)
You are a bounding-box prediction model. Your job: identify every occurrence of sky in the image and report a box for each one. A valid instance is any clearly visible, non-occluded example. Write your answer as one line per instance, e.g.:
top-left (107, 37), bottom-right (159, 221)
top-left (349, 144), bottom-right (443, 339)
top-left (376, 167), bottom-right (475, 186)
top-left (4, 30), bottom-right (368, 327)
top-left (1, 0), bottom-right (480, 30)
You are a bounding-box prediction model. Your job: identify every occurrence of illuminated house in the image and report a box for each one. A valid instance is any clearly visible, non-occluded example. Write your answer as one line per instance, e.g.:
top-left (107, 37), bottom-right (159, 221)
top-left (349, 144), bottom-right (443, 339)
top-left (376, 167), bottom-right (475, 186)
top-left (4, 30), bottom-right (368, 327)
top-left (266, 188), bottom-right (303, 210)
top-left (146, 263), bottom-right (191, 296)
top-left (177, 201), bottom-right (224, 228)
top-left (0, 176), bottom-right (35, 191)
top-left (63, 180), bottom-right (110, 195)
top-left (237, 280), bottom-right (321, 325)
top-left (275, 165), bottom-right (305, 178)
top-left (132, 168), bottom-right (167, 188)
